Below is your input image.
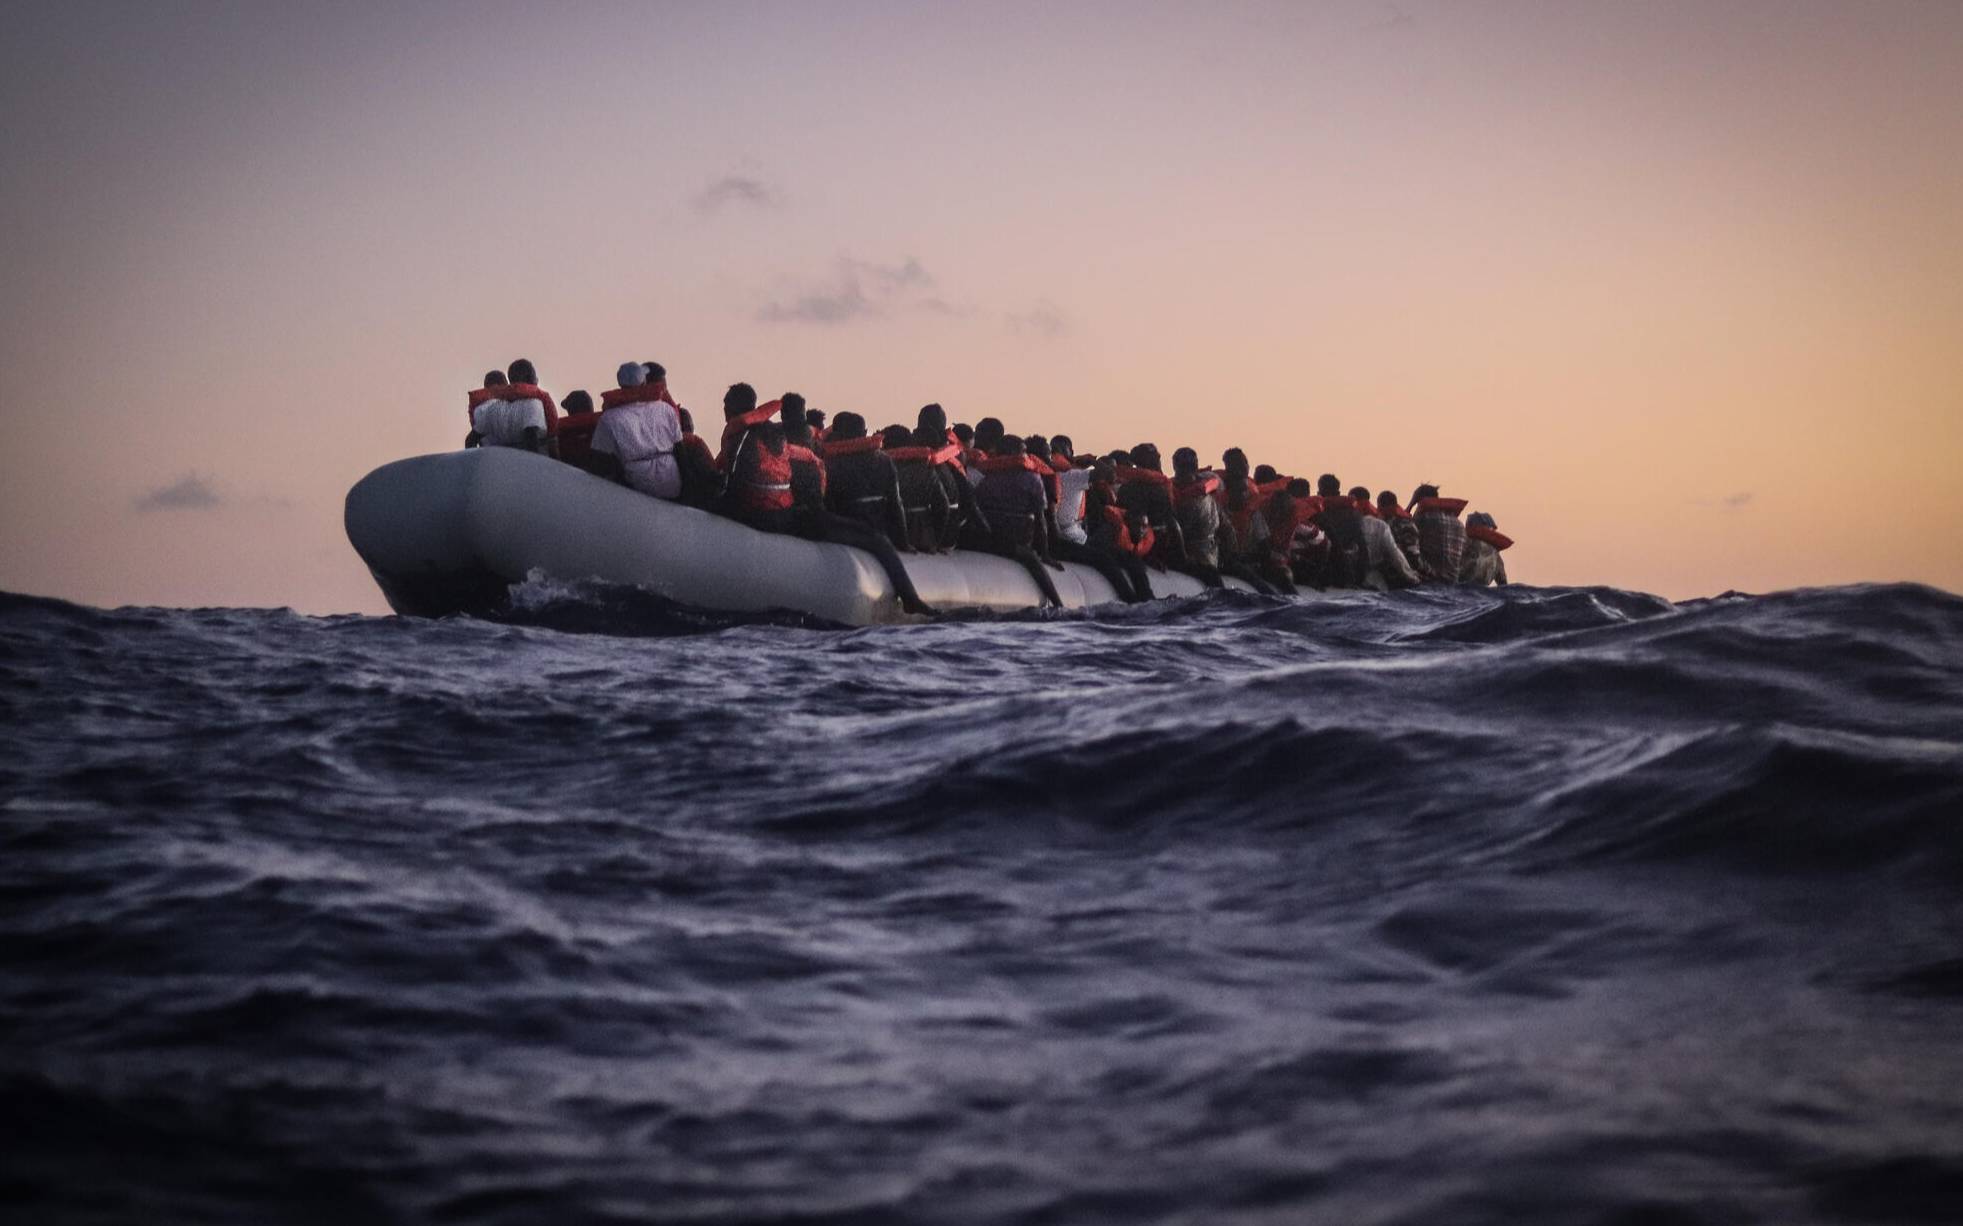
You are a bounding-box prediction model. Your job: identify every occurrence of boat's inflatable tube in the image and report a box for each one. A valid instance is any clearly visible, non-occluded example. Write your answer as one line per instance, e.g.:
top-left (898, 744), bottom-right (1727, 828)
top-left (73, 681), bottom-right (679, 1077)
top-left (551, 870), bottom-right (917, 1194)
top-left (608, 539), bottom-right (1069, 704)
top-left (346, 449), bottom-right (1241, 624)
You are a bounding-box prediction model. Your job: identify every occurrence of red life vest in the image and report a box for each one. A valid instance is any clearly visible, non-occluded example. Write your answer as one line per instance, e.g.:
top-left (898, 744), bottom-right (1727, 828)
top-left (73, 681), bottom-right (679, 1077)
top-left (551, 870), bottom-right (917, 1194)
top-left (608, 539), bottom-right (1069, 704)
top-left (1414, 496), bottom-right (1469, 517)
top-left (1466, 525), bottom-right (1513, 551)
top-left (734, 436), bottom-right (794, 512)
top-left (551, 411), bottom-right (603, 466)
top-left (1112, 466), bottom-right (1171, 488)
top-left (1382, 502), bottom-right (1413, 520)
top-left (1173, 473), bottom-right (1221, 503)
top-left (1262, 494), bottom-right (1316, 557)
top-left (1098, 504), bottom-right (1153, 556)
top-left (600, 381), bottom-right (678, 411)
top-left (823, 434), bottom-right (884, 456)
top-left (1356, 499), bottom-right (1383, 519)
top-left (717, 400), bottom-right (784, 470)
top-left (466, 383), bottom-right (560, 427)
top-left (786, 443), bottom-right (826, 498)
top-left (886, 443), bottom-right (964, 467)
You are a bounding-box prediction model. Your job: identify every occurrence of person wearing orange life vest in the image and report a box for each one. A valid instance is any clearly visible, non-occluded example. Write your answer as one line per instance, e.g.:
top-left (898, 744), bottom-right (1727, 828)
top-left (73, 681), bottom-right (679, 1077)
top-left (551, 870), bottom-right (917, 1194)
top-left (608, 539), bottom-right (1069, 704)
top-left (1352, 488), bottom-right (1421, 590)
top-left (1169, 448), bottom-right (1227, 580)
top-left (1115, 445), bottom-right (1193, 576)
top-left (1459, 511), bottom-right (1511, 586)
top-left (714, 382), bottom-right (778, 477)
top-left (969, 435), bottom-right (1066, 608)
top-left (1377, 490), bottom-right (1429, 579)
top-left (1083, 463), bottom-right (1155, 602)
top-left (469, 360), bottom-right (559, 453)
top-left (1409, 483), bottom-right (1468, 581)
top-left (822, 412), bottom-right (910, 549)
top-left (673, 409), bottom-right (720, 507)
top-left (462, 370), bottom-right (506, 448)
top-left (589, 362), bottom-right (683, 499)
top-left (1251, 476), bottom-right (1316, 594)
top-left (890, 404), bottom-right (973, 553)
top-left (1309, 473), bottom-right (1368, 588)
top-left (552, 389), bottom-right (601, 469)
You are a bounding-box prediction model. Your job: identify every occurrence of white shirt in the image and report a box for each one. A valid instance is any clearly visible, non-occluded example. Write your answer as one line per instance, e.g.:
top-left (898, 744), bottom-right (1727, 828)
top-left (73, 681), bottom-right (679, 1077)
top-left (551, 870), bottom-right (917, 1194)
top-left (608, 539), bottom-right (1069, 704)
top-left (590, 400), bottom-right (683, 499)
top-left (471, 398), bottom-right (549, 448)
top-left (1359, 514), bottom-right (1419, 589)
top-left (1057, 468), bottom-right (1091, 544)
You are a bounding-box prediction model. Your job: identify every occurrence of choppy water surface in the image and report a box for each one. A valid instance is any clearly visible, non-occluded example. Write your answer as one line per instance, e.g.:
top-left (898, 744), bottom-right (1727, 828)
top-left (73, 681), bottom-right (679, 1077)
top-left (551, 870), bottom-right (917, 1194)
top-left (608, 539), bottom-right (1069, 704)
top-left (3, 581), bottom-right (1961, 1225)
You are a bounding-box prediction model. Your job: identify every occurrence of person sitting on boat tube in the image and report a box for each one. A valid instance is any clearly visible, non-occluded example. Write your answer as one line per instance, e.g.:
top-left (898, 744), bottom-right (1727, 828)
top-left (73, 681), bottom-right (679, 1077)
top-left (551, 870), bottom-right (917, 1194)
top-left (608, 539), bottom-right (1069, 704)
top-left (715, 382), bottom-right (778, 475)
top-left (468, 361), bottom-right (558, 453)
top-left (1377, 490), bottom-right (1429, 578)
top-left (1409, 483), bottom-right (1468, 581)
top-left (1458, 511), bottom-right (1511, 587)
top-left (462, 370), bottom-right (505, 448)
top-left (551, 389), bottom-right (600, 469)
top-left (588, 362), bottom-right (683, 499)
top-left (970, 435), bottom-right (1066, 609)
top-left (1356, 489), bottom-right (1421, 591)
top-left (822, 412), bottom-right (911, 550)
top-left (673, 408), bottom-right (719, 507)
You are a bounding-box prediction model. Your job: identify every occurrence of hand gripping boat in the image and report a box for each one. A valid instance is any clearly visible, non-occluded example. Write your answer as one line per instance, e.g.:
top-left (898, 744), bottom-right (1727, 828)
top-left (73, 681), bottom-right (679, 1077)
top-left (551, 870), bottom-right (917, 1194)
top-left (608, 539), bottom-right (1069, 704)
top-left (345, 449), bottom-right (1237, 624)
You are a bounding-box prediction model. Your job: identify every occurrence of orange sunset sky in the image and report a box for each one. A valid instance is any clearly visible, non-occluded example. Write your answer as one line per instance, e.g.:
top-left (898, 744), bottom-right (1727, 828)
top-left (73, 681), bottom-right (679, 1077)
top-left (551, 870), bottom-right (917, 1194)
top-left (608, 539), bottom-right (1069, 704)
top-left (2, 0), bottom-right (1959, 614)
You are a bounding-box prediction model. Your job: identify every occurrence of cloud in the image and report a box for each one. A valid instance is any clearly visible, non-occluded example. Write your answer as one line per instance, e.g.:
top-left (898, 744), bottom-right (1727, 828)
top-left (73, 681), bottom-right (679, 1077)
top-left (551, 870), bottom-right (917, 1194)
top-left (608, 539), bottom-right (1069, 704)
top-left (758, 257), bottom-right (939, 325)
top-left (1005, 300), bottom-right (1067, 337)
top-left (694, 174), bottom-right (783, 216)
top-left (134, 473), bottom-right (222, 512)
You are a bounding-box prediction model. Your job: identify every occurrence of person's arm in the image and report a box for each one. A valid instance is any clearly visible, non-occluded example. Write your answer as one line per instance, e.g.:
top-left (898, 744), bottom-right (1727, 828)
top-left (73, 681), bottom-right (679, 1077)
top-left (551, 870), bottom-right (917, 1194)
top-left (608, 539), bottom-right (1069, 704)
top-left (884, 465), bottom-right (912, 550)
top-left (1383, 530), bottom-right (1421, 589)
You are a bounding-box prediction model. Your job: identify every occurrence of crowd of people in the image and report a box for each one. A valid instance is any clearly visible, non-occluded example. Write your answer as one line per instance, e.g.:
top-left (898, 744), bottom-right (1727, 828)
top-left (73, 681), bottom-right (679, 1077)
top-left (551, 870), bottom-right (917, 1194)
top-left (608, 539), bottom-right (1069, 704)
top-left (464, 358), bottom-right (1512, 612)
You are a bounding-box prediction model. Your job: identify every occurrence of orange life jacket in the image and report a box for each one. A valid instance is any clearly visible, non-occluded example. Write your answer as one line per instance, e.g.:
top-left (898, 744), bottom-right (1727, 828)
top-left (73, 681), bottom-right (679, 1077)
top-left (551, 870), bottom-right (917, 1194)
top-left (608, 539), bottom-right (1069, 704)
top-left (717, 400), bottom-right (784, 470)
top-left (822, 434), bottom-right (884, 456)
top-left (1413, 496), bottom-right (1469, 517)
top-left (886, 443), bottom-right (964, 467)
top-left (466, 383), bottom-right (560, 426)
top-left (1466, 524), bottom-right (1513, 551)
top-left (1173, 473), bottom-right (1221, 502)
top-left (786, 443), bottom-right (826, 499)
top-left (734, 436), bottom-right (794, 512)
top-left (551, 412), bottom-right (603, 466)
top-left (600, 381), bottom-right (678, 411)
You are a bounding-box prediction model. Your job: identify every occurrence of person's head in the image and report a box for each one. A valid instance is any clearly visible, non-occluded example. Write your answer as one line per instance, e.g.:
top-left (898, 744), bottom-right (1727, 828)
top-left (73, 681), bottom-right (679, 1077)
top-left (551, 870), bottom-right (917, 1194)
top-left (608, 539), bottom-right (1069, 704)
top-left (1254, 464), bottom-right (1278, 485)
top-left (616, 362), bottom-right (646, 389)
top-left (1050, 434), bottom-right (1074, 459)
top-left (642, 361), bottom-right (666, 383)
top-left (1222, 447), bottom-right (1248, 477)
top-left (952, 423), bottom-right (974, 446)
top-left (723, 382), bottom-right (757, 419)
top-left (506, 359), bottom-right (536, 386)
top-left (1468, 511), bottom-right (1498, 530)
top-left (1349, 486), bottom-right (1370, 504)
top-left (780, 392), bottom-right (806, 426)
top-left (1317, 473), bottom-right (1342, 497)
top-left (882, 424), bottom-right (913, 448)
top-left (678, 408), bottom-right (696, 433)
top-left (974, 417), bottom-right (1005, 451)
top-left (916, 403), bottom-right (947, 433)
top-left (1091, 461), bottom-right (1117, 485)
top-left (562, 389), bottom-right (593, 415)
top-left (1287, 478), bottom-right (1312, 498)
top-left (806, 409), bottom-right (826, 431)
top-left (1025, 435), bottom-right (1052, 462)
top-left (482, 370), bottom-right (507, 388)
top-left (1131, 443), bottom-right (1162, 472)
top-left (830, 411), bottom-right (866, 440)
top-left (1410, 482), bottom-right (1440, 507)
top-left (996, 434), bottom-right (1026, 457)
top-left (1172, 447), bottom-right (1199, 477)
top-left (1377, 489), bottom-right (1399, 512)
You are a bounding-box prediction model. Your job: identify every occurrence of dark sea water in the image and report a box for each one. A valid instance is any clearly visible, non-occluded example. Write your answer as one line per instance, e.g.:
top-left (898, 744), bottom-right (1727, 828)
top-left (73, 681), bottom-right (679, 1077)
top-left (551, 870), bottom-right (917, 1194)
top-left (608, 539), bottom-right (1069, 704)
top-left (4, 580), bottom-right (1962, 1225)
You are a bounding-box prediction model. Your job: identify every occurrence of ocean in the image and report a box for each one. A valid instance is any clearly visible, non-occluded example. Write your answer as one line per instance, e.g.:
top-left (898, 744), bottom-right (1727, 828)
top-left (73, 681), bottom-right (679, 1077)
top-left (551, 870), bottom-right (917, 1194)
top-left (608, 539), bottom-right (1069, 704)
top-left (3, 580), bottom-right (1961, 1225)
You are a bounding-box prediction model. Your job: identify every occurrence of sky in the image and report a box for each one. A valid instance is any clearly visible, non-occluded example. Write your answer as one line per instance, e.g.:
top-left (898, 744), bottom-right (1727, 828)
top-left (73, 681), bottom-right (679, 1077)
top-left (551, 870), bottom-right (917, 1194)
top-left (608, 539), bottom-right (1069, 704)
top-left (1, 0), bottom-right (1959, 614)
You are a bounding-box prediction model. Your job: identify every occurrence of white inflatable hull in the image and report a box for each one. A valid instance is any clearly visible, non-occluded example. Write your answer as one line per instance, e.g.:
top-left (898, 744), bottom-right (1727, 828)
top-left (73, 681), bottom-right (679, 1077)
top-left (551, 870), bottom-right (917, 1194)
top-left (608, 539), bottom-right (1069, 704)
top-left (345, 449), bottom-right (1239, 624)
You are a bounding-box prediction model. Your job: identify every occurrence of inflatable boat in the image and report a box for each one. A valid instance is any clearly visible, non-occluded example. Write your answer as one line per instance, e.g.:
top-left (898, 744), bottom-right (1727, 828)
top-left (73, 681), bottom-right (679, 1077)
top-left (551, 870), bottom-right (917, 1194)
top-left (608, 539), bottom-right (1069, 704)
top-left (345, 449), bottom-right (1243, 624)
